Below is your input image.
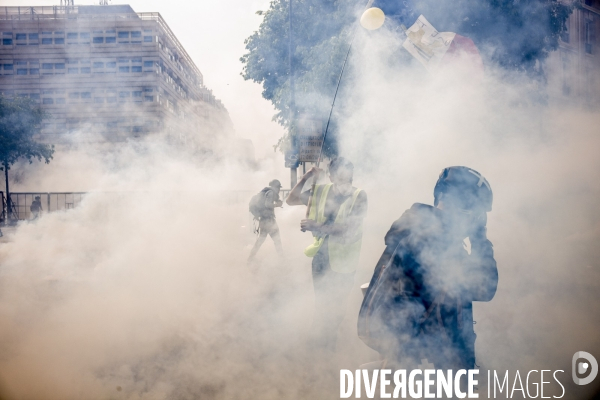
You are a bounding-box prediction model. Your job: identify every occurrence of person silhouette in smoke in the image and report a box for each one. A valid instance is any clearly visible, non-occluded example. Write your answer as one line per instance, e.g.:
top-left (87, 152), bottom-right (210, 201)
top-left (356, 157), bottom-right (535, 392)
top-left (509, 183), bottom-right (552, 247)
top-left (248, 179), bottom-right (284, 265)
top-left (287, 157), bottom-right (368, 352)
top-left (358, 166), bottom-right (498, 375)
top-left (30, 196), bottom-right (43, 220)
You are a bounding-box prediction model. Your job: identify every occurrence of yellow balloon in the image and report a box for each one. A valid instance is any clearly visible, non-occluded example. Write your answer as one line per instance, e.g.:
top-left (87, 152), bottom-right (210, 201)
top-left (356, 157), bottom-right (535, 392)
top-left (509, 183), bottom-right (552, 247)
top-left (360, 7), bottom-right (385, 30)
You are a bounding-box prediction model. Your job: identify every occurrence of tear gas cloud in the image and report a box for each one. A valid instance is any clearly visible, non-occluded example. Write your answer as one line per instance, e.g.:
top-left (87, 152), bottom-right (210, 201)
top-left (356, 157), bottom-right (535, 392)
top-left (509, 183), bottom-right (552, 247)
top-left (0, 6), bottom-right (599, 400)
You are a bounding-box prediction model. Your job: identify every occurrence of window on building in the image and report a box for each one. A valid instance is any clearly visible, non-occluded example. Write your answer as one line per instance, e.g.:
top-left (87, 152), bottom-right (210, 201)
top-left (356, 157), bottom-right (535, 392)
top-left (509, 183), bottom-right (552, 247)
top-left (585, 20), bottom-right (595, 54)
top-left (56, 98), bottom-right (65, 104)
top-left (68, 68), bottom-right (78, 74)
top-left (80, 32), bottom-right (90, 39)
top-left (28, 33), bottom-right (38, 40)
top-left (69, 92), bottom-right (80, 99)
top-left (106, 62), bottom-right (116, 68)
top-left (118, 31), bottom-right (129, 38)
top-left (132, 66), bottom-right (142, 72)
top-left (81, 92), bottom-right (92, 99)
top-left (30, 93), bottom-right (40, 100)
top-left (16, 33), bottom-right (26, 40)
top-left (30, 68), bottom-right (39, 75)
top-left (131, 31), bottom-right (141, 38)
top-left (3, 64), bottom-right (13, 70)
top-left (133, 91), bottom-right (142, 97)
top-left (106, 30), bottom-right (115, 34)
top-left (54, 38), bottom-right (64, 44)
top-left (43, 98), bottom-right (54, 104)
top-left (67, 33), bottom-right (78, 39)
top-left (119, 91), bottom-right (130, 97)
top-left (15, 61), bottom-right (26, 66)
top-left (143, 61), bottom-right (154, 68)
top-left (561, 19), bottom-right (570, 43)
top-left (144, 36), bottom-right (153, 43)
top-left (2, 39), bottom-right (12, 46)
top-left (55, 63), bottom-right (65, 69)
top-left (106, 37), bottom-right (116, 43)
top-left (144, 96), bottom-right (153, 102)
top-left (93, 62), bottom-right (104, 68)
top-left (93, 37), bottom-right (104, 44)
top-left (80, 67), bottom-right (91, 73)
top-left (119, 67), bottom-right (130, 73)
top-left (17, 69), bottom-right (27, 75)
top-left (118, 58), bottom-right (128, 63)
top-left (94, 97), bottom-right (104, 103)
top-left (42, 63), bottom-right (53, 69)
top-left (132, 57), bottom-right (142, 63)
top-left (42, 38), bottom-right (52, 45)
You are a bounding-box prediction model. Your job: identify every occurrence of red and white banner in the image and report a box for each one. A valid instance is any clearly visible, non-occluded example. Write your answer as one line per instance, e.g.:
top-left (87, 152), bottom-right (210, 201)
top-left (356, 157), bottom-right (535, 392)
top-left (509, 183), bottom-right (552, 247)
top-left (402, 15), bottom-right (483, 74)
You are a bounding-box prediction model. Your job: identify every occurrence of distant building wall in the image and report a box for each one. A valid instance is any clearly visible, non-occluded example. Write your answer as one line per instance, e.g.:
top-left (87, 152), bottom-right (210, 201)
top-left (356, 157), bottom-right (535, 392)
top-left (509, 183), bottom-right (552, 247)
top-left (546, 0), bottom-right (600, 108)
top-left (0, 5), bottom-right (233, 147)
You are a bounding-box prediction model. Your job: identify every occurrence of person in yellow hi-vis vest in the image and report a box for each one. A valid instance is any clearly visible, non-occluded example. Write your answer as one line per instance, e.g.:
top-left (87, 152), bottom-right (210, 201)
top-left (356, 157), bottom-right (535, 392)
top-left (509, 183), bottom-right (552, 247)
top-left (287, 157), bottom-right (367, 351)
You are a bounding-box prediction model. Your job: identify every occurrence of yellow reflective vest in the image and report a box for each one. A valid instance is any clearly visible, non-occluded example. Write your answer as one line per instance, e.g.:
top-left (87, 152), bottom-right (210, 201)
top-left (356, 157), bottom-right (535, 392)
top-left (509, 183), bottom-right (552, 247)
top-left (304, 183), bottom-right (364, 273)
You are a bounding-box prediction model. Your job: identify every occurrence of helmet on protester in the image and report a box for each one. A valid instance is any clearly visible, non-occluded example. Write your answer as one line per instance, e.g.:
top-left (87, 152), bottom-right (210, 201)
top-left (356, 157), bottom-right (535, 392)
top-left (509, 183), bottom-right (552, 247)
top-left (433, 166), bottom-right (493, 212)
top-left (269, 179), bottom-right (282, 189)
top-left (329, 157), bottom-right (354, 176)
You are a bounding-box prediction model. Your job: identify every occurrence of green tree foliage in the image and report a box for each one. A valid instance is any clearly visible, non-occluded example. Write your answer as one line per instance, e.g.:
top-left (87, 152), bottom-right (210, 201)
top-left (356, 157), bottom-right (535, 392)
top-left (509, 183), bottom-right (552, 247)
top-left (241, 0), bottom-right (359, 154)
top-left (0, 95), bottom-right (54, 175)
top-left (241, 0), bottom-right (572, 153)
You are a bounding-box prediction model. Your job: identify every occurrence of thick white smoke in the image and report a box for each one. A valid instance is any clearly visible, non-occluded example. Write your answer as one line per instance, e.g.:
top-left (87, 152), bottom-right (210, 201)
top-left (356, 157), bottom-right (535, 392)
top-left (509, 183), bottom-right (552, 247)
top-left (0, 10), bottom-right (598, 400)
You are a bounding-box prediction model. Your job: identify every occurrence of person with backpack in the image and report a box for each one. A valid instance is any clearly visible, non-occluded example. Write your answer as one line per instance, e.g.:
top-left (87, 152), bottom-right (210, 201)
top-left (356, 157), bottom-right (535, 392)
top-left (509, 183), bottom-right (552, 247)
top-left (358, 166), bottom-right (498, 376)
top-left (247, 179), bottom-right (284, 264)
top-left (287, 157), bottom-right (368, 351)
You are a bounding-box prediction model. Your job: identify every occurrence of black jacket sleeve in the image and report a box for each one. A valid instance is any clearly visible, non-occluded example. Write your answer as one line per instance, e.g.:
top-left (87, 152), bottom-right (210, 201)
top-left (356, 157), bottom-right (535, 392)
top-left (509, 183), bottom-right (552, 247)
top-left (463, 229), bottom-right (498, 302)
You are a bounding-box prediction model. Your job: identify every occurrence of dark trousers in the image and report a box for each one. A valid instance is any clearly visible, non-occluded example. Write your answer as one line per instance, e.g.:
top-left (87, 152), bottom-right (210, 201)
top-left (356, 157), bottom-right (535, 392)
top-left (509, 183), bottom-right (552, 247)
top-left (311, 244), bottom-right (355, 351)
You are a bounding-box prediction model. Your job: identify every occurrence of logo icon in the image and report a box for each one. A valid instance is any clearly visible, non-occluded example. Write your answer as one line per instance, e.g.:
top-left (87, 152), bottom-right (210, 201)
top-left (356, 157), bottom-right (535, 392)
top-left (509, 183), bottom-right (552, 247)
top-left (572, 351), bottom-right (598, 385)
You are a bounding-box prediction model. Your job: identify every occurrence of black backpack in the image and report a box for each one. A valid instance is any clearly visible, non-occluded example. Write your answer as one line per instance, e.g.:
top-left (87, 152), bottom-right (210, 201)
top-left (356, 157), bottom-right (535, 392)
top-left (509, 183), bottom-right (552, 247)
top-left (249, 188), bottom-right (272, 219)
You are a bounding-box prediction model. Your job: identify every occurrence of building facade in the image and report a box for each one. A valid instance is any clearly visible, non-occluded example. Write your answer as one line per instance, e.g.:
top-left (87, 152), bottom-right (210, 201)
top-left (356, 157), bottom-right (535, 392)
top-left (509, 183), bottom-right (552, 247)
top-left (546, 0), bottom-right (600, 107)
top-left (0, 4), bottom-right (233, 147)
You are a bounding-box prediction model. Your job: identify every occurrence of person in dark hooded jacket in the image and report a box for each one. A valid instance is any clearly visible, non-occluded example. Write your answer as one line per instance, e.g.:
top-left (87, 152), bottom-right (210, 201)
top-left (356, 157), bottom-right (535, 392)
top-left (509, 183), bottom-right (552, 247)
top-left (358, 166), bottom-right (498, 372)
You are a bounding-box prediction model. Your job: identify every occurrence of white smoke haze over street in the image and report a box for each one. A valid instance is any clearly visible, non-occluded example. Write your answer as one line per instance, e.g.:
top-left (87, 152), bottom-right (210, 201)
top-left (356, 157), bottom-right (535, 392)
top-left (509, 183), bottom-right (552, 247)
top-left (0, 1), bottom-right (599, 399)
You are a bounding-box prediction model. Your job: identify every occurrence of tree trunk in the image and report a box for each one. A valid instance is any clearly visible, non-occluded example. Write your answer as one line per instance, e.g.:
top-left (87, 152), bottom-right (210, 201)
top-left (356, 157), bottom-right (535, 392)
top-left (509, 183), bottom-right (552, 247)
top-left (4, 161), bottom-right (10, 221)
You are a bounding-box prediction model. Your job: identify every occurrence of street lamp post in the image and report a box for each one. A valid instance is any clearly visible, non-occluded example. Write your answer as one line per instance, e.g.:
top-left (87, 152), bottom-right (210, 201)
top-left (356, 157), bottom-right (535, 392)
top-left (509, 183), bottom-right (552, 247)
top-left (289, 0), bottom-right (298, 188)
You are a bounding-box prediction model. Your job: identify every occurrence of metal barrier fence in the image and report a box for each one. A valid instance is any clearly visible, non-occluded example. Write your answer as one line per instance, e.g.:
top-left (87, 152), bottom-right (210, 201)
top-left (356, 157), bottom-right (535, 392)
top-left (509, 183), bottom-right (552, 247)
top-left (1, 191), bottom-right (86, 222)
top-left (0, 189), bottom-right (291, 223)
